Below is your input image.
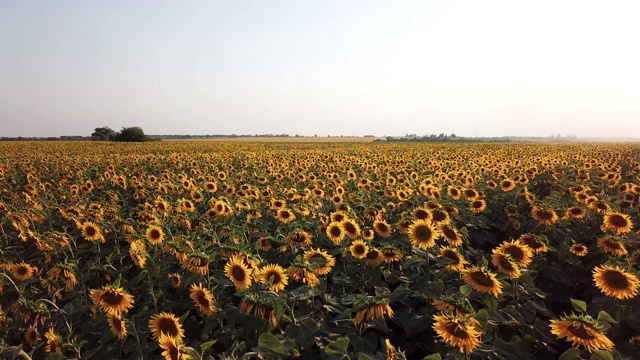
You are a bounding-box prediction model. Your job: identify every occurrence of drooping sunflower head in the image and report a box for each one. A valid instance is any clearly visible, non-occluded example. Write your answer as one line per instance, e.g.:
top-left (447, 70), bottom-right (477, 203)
top-left (285, 231), bottom-right (313, 248)
top-left (597, 236), bottom-right (628, 256)
top-left (90, 285), bottom-right (135, 314)
top-left (108, 313), bottom-right (128, 340)
top-left (550, 313), bottom-right (614, 352)
top-left (517, 234), bottom-right (548, 255)
top-left (148, 312), bottom-right (185, 340)
top-left (593, 265), bottom-right (639, 300)
top-left (432, 313), bottom-right (482, 354)
top-left (304, 248), bottom-right (336, 275)
top-left (181, 254), bottom-right (209, 276)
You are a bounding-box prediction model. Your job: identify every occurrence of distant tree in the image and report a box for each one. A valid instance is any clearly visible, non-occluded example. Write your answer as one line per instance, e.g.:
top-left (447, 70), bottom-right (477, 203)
top-left (91, 126), bottom-right (116, 141)
top-left (113, 127), bottom-right (150, 142)
top-left (450, 133), bottom-right (457, 138)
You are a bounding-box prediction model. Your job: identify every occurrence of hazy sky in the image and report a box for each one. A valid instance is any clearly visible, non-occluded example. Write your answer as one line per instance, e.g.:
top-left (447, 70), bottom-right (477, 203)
top-left (2, 1), bottom-right (640, 138)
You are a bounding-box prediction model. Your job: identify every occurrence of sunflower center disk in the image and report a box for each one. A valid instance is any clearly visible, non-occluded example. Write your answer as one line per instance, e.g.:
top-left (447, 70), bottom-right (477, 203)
top-left (603, 271), bottom-right (629, 289)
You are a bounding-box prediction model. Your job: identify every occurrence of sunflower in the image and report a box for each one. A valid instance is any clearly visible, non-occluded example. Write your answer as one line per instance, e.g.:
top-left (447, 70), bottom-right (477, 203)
top-left (285, 231), bottom-right (313, 248)
top-left (591, 201), bottom-right (611, 214)
top-left (462, 267), bottom-right (503, 297)
top-left (570, 244), bottom-right (588, 256)
top-left (432, 297), bottom-right (472, 317)
top-left (25, 324), bottom-right (40, 346)
top-left (146, 225), bottom-right (165, 245)
top-left (304, 248), bottom-right (336, 275)
top-left (239, 293), bottom-right (278, 326)
top-left (431, 209), bottom-right (450, 224)
top-left (326, 221), bottom-right (346, 243)
top-left (381, 247), bottom-right (403, 263)
top-left (491, 249), bottom-right (521, 279)
top-left (439, 224), bottom-right (463, 246)
top-left (517, 234), bottom-right (548, 255)
top-left (181, 254), bottom-right (209, 276)
top-left (373, 220), bottom-right (392, 238)
top-left (531, 207), bottom-right (559, 226)
top-left (149, 312), bottom-right (185, 339)
top-left (158, 333), bottom-right (190, 360)
top-left (108, 313), bottom-right (128, 340)
top-left (550, 314), bottom-right (614, 352)
top-left (468, 199), bottom-right (487, 213)
top-left (439, 247), bottom-right (466, 272)
top-left (353, 302), bottom-right (394, 324)
top-left (413, 207), bottom-right (432, 221)
top-left (287, 264), bottom-right (320, 288)
top-left (90, 285), bottom-right (135, 314)
top-left (601, 212), bottom-right (634, 235)
top-left (190, 283), bottom-right (216, 316)
top-left (395, 219), bottom-right (413, 234)
top-left (432, 314), bottom-right (482, 354)
top-left (44, 327), bottom-right (62, 354)
top-left (495, 240), bottom-right (533, 267)
top-left (168, 273), bottom-right (182, 288)
top-left (567, 206), bottom-right (587, 219)
top-left (408, 219), bottom-right (440, 250)
top-left (224, 256), bottom-right (252, 290)
top-left (593, 265), bottom-right (639, 300)
top-left (362, 228), bottom-right (375, 240)
top-left (10, 262), bottom-right (37, 281)
top-left (349, 239), bottom-right (370, 259)
top-left (258, 264), bottom-right (289, 292)
top-left (130, 240), bottom-right (148, 269)
top-left (81, 221), bottom-right (104, 242)
top-left (364, 248), bottom-right (384, 266)
top-left (341, 218), bottom-right (361, 239)
top-left (276, 208), bottom-right (296, 224)
top-left (462, 188), bottom-right (479, 200)
top-left (597, 237), bottom-right (628, 256)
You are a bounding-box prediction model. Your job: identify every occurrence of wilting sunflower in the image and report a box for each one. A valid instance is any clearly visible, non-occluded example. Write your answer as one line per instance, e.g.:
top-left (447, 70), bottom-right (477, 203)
top-left (349, 239), bottom-right (370, 259)
top-left (597, 237), bottom-right (628, 256)
top-left (146, 225), bottom-right (165, 245)
top-left (468, 199), bottom-right (487, 213)
top-left (224, 256), bottom-right (253, 290)
top-left (326, 221), bottom-right (346, 243)
top-left (381, 247), bottom-right (403, 263)
top-left (168, 273), bottom-right (182, 288)
top-left (304, 248), bottom-right (336, 275)
top-left (149, 312), bottom-right (185, 339)
top-left (190, 283), bottom-right (216, 316)
top-left (10, 262), bottom-right (37, 281)
top-left (353, 300), bottom-right (394, 324)
top-left (531, 207), bottom-right (559, 226)
top-left (593, 265), bottom-right (639, 300)
top-left (550, 314), bottom-right (614, 352)
top-left (373, 220), bottom-right (392, 238)
top-left (439, 247), bottom-right (466, 272)
top-left (432, 297), bottom-right (472, 317)
top-left (90, 285), bottom-right (135, 314)
top-left (240, 293), bottom-right (278, 326)
top-left (44, 327), bottom-right (62, 354)
top-left (181, 254), bottom-right (209, 276)
top-left (462, 267), bottom-right (503, 297)
top-left (108, 313), bottom-right (128, 340)
top-left (81, 221), bottom-right (104, 242)
top-left (408, 219), bottom-right (440, 250)
top-left (491, 249), bottom-right (521, 279)
top-left (364, 248), bottom-right (384, 266)
top-left (432, 314), bottom-right (482, 354)
top-left (570, 244), bottom-right (589, 256)
top-left (287, 263), bottom-right (320, 288)
top-left (258, 264), bottom-right (289, 292)
top-left (158, 333), bottom-right (190, 360)
top-left (25, 324), bottom-right (41, 346)
top-left (285, 231), bottom-right (313, 248)
top-left (495, 240), bottom-right (533, 267)
top-left (601, 212), bottom-right (634, 235)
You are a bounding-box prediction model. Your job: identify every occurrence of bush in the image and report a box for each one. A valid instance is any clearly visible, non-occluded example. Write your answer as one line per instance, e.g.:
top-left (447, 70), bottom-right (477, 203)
top-left (112, 127), bottom-right (150, 142)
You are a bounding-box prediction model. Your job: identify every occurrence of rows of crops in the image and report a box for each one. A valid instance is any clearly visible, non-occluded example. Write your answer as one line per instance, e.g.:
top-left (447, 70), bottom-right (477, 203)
top-left (1, 141), bottom-right (639, 359)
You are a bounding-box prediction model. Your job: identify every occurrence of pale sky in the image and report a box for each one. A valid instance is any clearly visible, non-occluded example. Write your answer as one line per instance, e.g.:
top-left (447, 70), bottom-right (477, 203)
top-left (1, 1), bottom-right (639, 138)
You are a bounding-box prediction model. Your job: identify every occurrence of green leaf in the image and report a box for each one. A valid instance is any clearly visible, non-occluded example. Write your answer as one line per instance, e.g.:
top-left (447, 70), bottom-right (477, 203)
top-left (597, 311), bottom-right (617, 324)
top-left (558, 348), bottom-right (582, 360)
top-left (200, 340), bottom-right (217, 352)
top-left (570, 298), bottom-right (588, 313)
top-left (258, 332), bottom-right (290, 356)
top-left (460, 284), bottom-right (473, 297)
top-left (423, 354), bottom-right (442, 360)
top-left (590, 350), bottom-right (614, 360)
top-left (325, 337), bottom-right (350, 355)
top-left (358, 355), bottom-right (374, 360)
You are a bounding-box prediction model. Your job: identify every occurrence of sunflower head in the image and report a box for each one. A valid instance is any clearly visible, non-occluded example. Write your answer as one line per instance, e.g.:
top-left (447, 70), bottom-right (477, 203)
top-left (550, 313), bottom-right (614, 352)
top-left (593, 265), bottom-right (639, 300)
top-left (149, 312), bottom-right (185, 340)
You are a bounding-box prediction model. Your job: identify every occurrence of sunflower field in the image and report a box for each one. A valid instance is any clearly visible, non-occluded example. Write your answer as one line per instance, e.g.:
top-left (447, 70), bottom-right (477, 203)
top-left (1, 141), bottom-right (639, 360)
